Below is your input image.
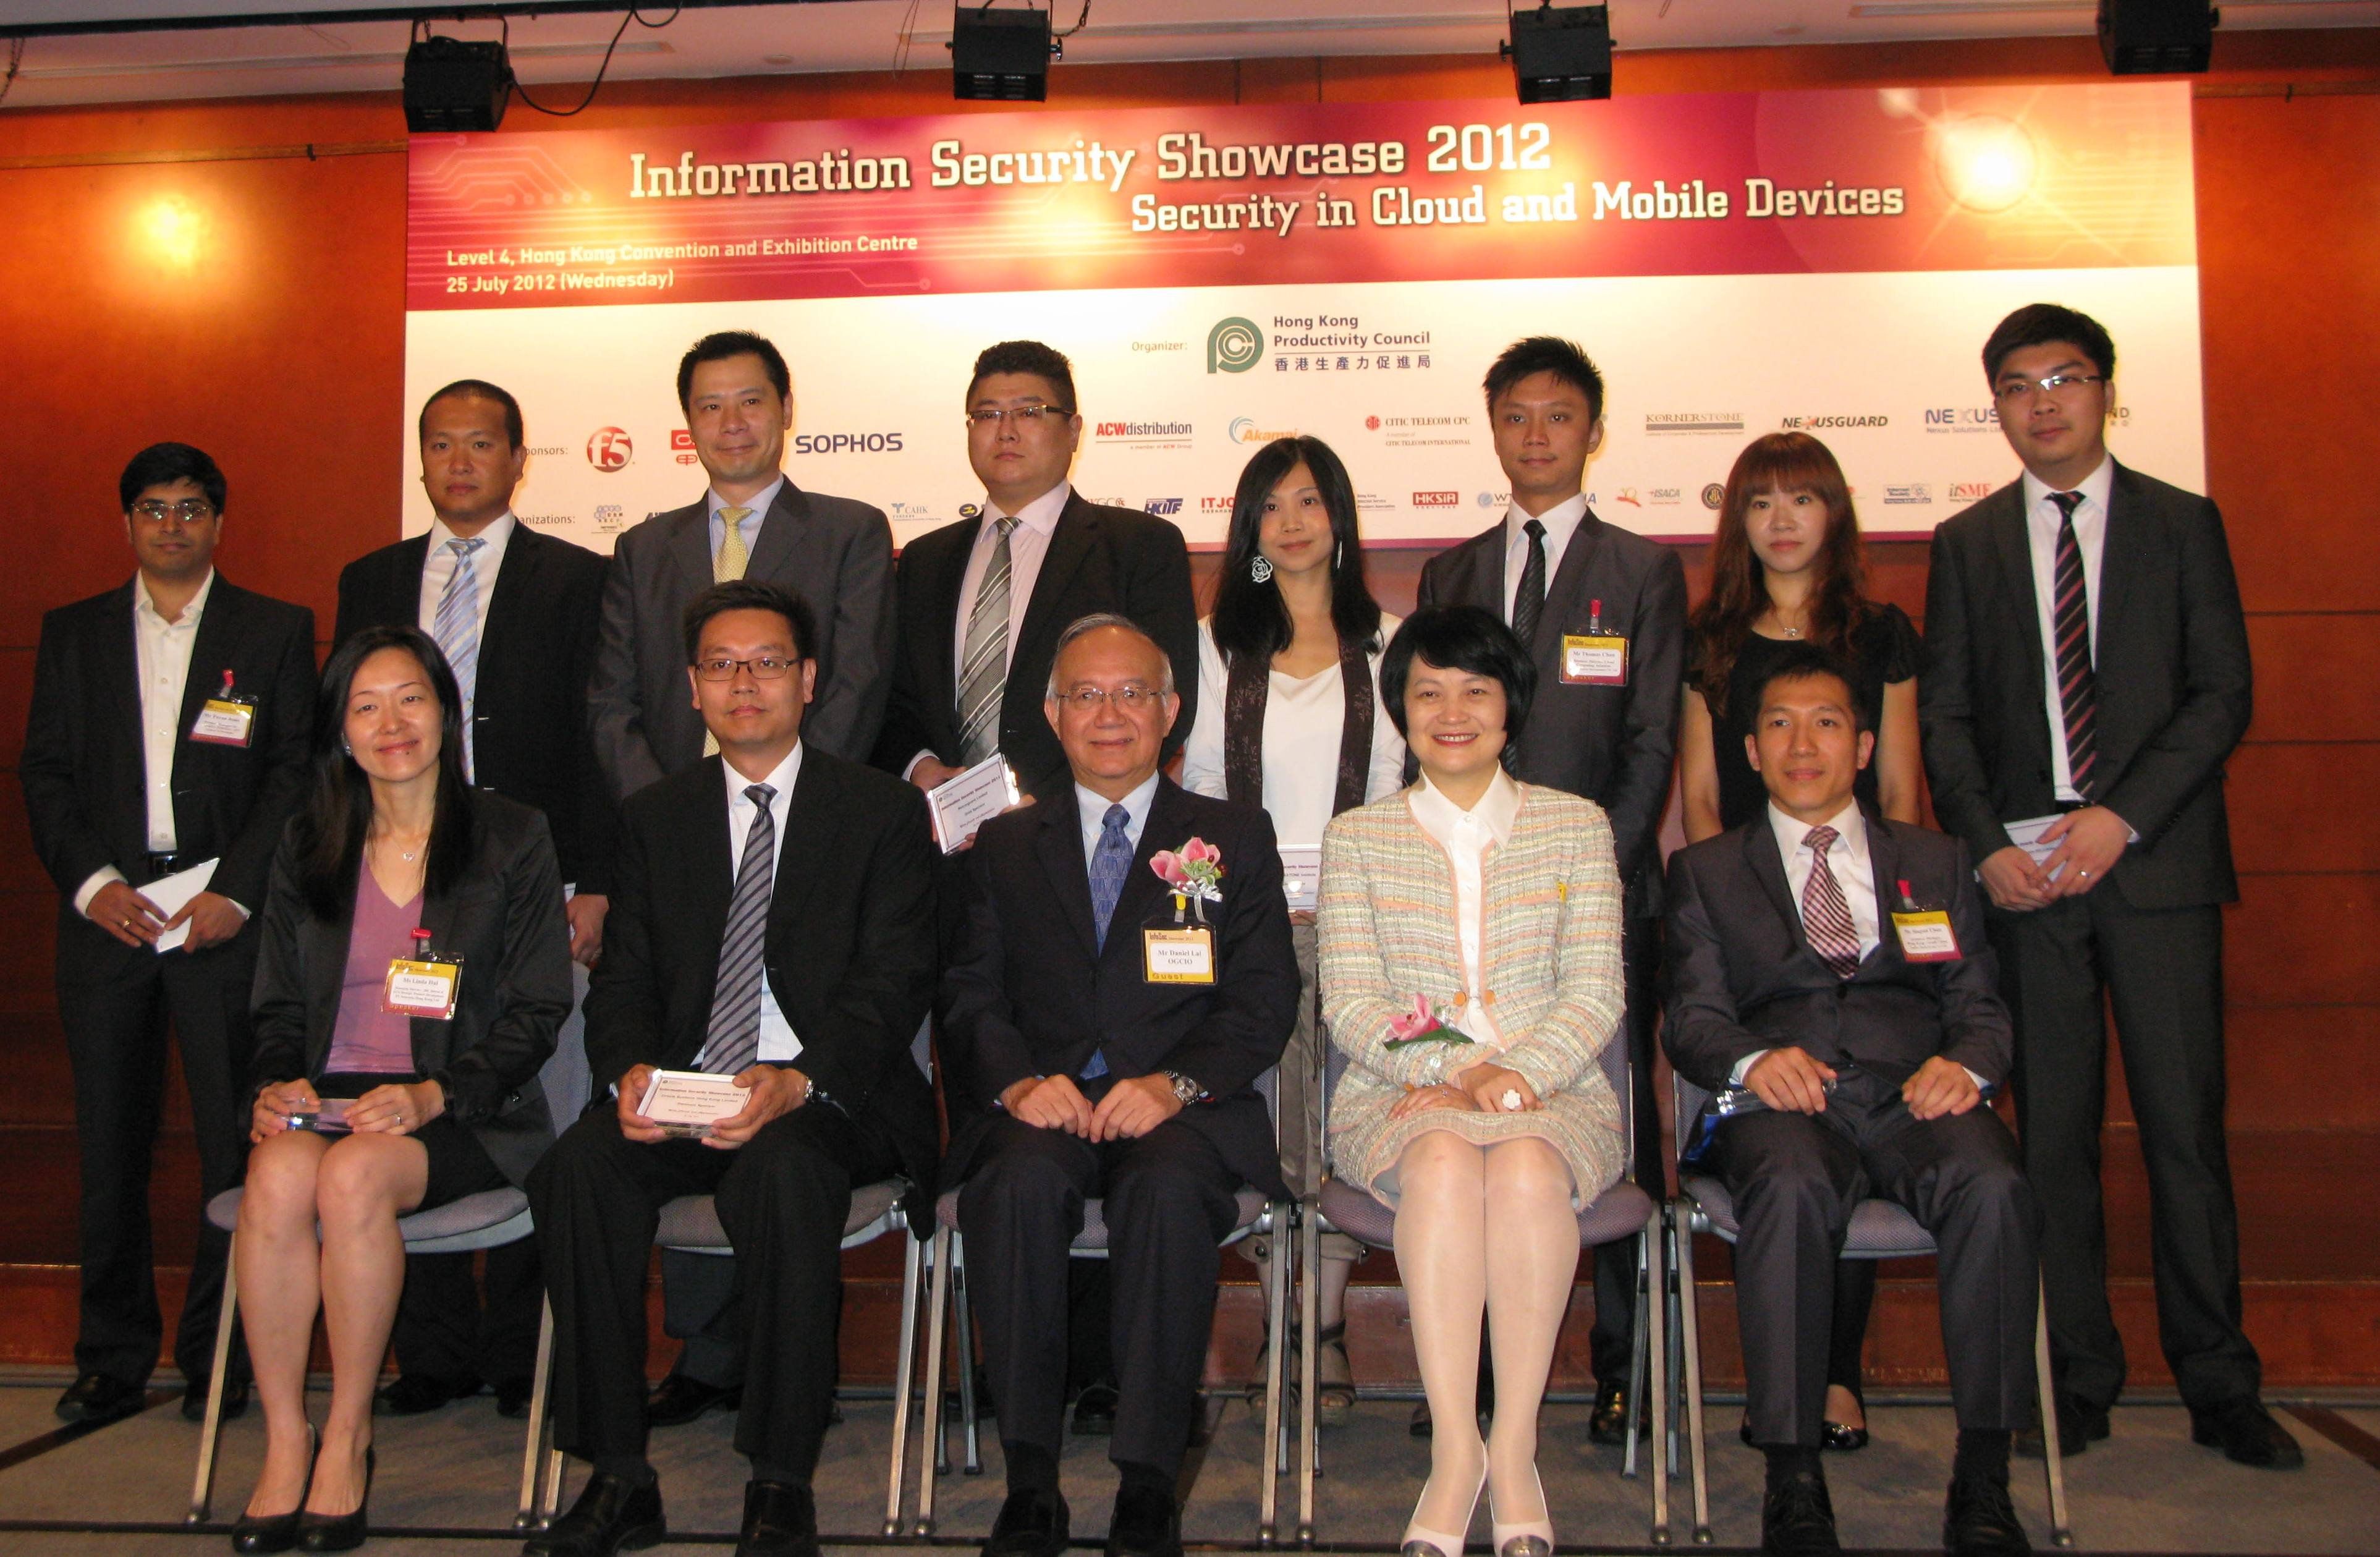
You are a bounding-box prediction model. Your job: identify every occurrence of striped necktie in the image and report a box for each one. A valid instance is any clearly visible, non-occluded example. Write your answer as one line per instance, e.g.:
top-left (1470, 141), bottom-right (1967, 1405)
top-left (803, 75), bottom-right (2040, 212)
top-left (431, 537), bottom-right (486, 781)
top-left (1510, 517), bottom-right (1548, 647)
top-left (2048, 490), bottom-right (2099, 799)
top-left (956, 515), bottom-right (1018, 766)
top-left (703, 506), bottom-right (755, 758)
top-left (693, 783), bottom-right (777, 1077)
top-left (1800, 825), bottom-right (1863, 980)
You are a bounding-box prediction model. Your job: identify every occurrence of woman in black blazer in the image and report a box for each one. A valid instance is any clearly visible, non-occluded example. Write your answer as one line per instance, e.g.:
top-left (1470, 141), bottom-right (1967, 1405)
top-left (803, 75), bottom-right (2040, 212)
top-left (234, 626), bottom-right (570, 1554)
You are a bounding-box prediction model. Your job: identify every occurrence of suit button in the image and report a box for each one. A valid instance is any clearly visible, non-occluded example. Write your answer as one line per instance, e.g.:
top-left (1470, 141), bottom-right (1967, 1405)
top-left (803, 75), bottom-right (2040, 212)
top-left (1836, 986), bottom-right (1851, 1000)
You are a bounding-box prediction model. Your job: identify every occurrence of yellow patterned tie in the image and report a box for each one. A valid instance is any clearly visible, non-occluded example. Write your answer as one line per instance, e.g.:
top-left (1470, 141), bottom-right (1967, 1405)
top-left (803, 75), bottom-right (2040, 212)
top-left (704, 505), bottom-right (756, 756)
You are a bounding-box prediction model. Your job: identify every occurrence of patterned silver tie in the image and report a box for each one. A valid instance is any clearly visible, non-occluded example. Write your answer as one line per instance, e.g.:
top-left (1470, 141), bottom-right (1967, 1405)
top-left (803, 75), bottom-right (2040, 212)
top-left (693, 784), bottom-right (777, 1075)
top-left (431, 537), bottom-right (485, 781)
top-left (955, 516), bottom-right (1018, 766)
top-left (1800, 825), bottom-right (1863, 980)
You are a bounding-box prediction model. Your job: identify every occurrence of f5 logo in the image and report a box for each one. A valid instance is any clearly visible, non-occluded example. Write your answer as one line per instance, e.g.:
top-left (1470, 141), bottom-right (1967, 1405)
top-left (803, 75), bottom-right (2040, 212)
top-left (587, 428), bottom-right (633, 472)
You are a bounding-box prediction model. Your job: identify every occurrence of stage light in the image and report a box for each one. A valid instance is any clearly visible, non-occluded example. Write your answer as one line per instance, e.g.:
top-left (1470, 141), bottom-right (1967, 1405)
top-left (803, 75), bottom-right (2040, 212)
top-left (1931, 114), bottom-right (2038, 214)
top-left (141, 196), bottom-right (205, 267)
top-left (2098, 0), bottom-right (2217, 75)
top-left (404, 35), bottom-right (512, 133)
top-left (951, 5), bottom-right (1056, 103)
top-left (1501, 3), bottom-right (1612, 104)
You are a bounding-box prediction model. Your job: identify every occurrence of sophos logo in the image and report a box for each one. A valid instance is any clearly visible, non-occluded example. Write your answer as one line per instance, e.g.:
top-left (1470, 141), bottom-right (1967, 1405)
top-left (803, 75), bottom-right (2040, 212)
top-left (1207, 318), bottom-right (1264, 374)
top-left (791, 432), bottom-right (904, 454)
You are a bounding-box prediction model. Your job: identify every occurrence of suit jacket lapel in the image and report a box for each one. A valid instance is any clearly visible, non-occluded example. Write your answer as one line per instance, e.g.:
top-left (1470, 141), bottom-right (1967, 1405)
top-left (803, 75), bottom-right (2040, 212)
top-left (1860, 813), bottom-right (1904, 975)
top-left (1015, 497), bottom-right (1098, 658)
top-left (386, 535), bottom-right (433, 626)
top-left (669, 504), bottom-right (714, 595)
top-left (412, 863), bottom-right (463, 1069)
top-left (1743, 821), bottom-right (1810, 961)
top-left (1034, 788), bottom-right (1099, 962)
top-left (2095, 462), bottom-right (2141, 677)
top-left (1988, 490), bottom-right (2046, 698)
top-left (768, 753), bottom-right (832, 961)
top-left (170, 581), bottom-right (244, 812)
top-left (1439, 526), bottom-right (1503, 614)
top-left (1538, 509), bottom-right (1606, 658)
top-left (745, 482), bottom-right (807, 581)
top-left (478, 527), bottom-right (538, 679)
top-left (98, 583), bottom-right (145, 818)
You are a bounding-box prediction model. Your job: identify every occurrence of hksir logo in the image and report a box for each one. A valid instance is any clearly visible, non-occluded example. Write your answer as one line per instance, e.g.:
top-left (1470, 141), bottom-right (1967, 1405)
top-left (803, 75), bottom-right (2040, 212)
top-left (587, 428), bottom-right (633, 472)
top-left (1207, 318), bottom-right (1264, 374)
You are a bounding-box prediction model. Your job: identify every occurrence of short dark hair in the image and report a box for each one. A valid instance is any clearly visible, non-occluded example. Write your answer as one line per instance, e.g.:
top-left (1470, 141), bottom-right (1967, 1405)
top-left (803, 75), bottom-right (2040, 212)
top-left (119, 442), bottom-right (226, 513)
top-left (677, 330), bottom-right (792, 414)
top-left (419, 379), bottom-right (524, 449)
top-left (682, 578), bottom-right (816, 665)
top-left (1751, 642), bottom-right (1868, 732)
top-left (1379, 605), bottom-right (1538, 758)
top-left (1483, 336), bottom-right (1606, 425)
top-left (967, 339), bottom-right (1077, 410)
top-left (1981, 303), bottom-right (2116, 385)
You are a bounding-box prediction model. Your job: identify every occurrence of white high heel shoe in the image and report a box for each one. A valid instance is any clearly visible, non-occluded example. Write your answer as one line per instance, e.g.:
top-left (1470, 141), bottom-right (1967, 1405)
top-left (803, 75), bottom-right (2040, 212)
top-left (1401, 1451), bottom-right (1486, 1557)
top-left (1488, 1464), bottom-right (1554, 1557)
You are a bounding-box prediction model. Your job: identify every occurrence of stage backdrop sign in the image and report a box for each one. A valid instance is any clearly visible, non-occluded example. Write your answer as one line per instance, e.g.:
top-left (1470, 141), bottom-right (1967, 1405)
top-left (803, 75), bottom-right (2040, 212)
top-left (404, 83), bottom-right (2200, 549)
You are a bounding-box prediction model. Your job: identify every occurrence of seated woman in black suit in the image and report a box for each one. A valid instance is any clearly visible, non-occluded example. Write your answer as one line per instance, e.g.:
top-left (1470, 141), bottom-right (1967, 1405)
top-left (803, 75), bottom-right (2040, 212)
top-left (233, 626), bottom-right (570, 1554)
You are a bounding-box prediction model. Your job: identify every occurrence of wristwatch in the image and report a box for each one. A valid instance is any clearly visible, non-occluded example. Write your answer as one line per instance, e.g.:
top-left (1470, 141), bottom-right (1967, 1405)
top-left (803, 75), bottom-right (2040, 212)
top-left (1164, 1071), bottom-right (1207, 1106)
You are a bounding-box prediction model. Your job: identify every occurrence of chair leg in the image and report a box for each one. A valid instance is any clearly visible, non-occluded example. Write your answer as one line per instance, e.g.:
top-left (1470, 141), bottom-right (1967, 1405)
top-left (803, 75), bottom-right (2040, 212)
top-left (1258, 1203), bottom-right (1290, 1544)
top-left (952, 1237), bottom-right (983, 1476)
top-left (1623, 1226), bottom-right (1649, 1480)
top-left (187, 1237), bottom-right (240, 1524)
top-left (1646, 1210), bottom-right (1671, 1545)
top-left (2033, 1273), bottom-right (2073, 1548)
top-left (1672, 1208), bottom-right (1711, 1546)
top-left (1295, 1199), bottom-right (1323, 1547)
top-left (917, 1224), bottom-right (952, 1535)
top-left (517, 1296), bottom-right (558, 1529)
top-left (883, 1226), bottom-right (924, 1536)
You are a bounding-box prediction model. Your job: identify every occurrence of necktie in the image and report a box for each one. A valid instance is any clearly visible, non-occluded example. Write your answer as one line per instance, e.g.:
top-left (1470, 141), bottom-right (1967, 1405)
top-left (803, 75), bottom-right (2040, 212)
top-left (2048, 490), bottom-right (2099, 800)
top-left (703, 506), bottom-right (756, 758)
top-left (694, 783), bottom-right (777, 1076)
top-left (1080, 802), bottom-right (1133, 1080)
top-left (431, 537), bottom-right (486, 782)
top-left (1800, 825), bottom-right (1863, 980)
top-left (1510, 517), bottom-right (1548, 648)
top-left (956, 516), bottom-right (1018, 766)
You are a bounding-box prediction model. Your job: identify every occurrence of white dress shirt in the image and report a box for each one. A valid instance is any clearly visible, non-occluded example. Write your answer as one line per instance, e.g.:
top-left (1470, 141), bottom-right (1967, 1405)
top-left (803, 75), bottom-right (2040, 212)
top-left (2021, 456), bottom-right (2114, 805)
top-left (725, 740), bottom-right (804, 1064)
top-left (907, 483), bottom-right (1070, 779)
top-left (1074, 767), bottom-right (1160, 865)
top-left (1179, 614), bottom-right (1408, 847)
top-left (1501, 493), bottom-right (1591, 627)
top-left (1406, 767), bottom-right (1522, 1045)
top-left (709, 475), bottom-right (787, 563)
top-left (415, 511), bottom-right (515, 641)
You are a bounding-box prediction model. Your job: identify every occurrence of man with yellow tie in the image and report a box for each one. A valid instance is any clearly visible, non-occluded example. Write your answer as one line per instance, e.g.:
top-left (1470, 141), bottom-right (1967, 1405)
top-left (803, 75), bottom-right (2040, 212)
top-left (586, 328), bottom-right (898, 1426)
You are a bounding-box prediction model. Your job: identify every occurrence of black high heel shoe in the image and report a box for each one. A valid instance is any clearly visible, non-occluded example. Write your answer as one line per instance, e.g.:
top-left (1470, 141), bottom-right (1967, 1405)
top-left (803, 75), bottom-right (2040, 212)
top-left (296, 1446), bottom-right (373, 1553)
top-left (232, 1424), bottom-right (317, 1555)
top-left (1735, 1408), bottom-right (1870, 1452)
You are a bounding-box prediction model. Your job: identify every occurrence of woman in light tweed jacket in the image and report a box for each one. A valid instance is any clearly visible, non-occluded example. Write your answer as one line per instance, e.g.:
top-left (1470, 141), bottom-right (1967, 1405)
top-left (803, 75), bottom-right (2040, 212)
top-left (1321, 606), bottom-right (1626, 1557)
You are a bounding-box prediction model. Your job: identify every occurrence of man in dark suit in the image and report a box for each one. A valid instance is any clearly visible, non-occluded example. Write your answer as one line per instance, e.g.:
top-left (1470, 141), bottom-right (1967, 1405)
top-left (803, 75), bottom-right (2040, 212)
top-left (525, 580), bottom-right (937, 1557)
top-left (20, 442), bottom-right (315, 1426)
top-left (585, 329), bottom-right (899, 1418)
top-left (1920, 303), bottom-right (2292, 1467)
top-left (1666, 645), bottom-right (2036, 1557)
top-left (1415, 336), bottom-right (1685, 1439)
top-left (333, 380), bottom-right (613, 1420)
top-left (875, 339), bottom-right (1197, 807)
top-left (941, 615), bottom-right (1296, 1557)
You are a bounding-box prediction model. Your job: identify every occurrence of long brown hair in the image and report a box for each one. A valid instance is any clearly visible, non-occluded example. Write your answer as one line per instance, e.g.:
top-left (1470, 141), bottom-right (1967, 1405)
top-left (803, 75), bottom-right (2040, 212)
top-left (1690, 431), bottom-right (1874, 715)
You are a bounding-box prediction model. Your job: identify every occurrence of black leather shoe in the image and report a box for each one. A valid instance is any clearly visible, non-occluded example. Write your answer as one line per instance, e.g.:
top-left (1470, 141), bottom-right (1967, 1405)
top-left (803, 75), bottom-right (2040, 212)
top-left (1106, 1483), bottom-right (1182, 1557)
top-left (233, 1424), bottom-right (317, 1555)
top-left (735, 1480), bottom-right (819, 1557)
top-left (1410, 1398), bottom-right (1434, 1438)
top-left (1070, 1382), bottom-right (1119, 1436)
top-left (56, 1372), bottom-right (146, 1425)
top-left (981, 1488), bottom-right (1069, 1557)
top-left (296, 1446), bottom-right (373, 1553)
top-left (1590, 1379), bottom-right (1645, 1446)
top-left (1760, 1467), bottom-right (1843, 1557)
top-left (1822, 1419), bottom-right (1869, 1453)
top-left (524, 1471), bottom-right (666, 1557)
top-left (2014, 1395), bottom-right (2109, 1459)
top-left (2189, 1396), bottom-right (2304, 1470)
top-left (185, 1377), bottom-right (251, 1423)
top-left (1944, 1471), bottom-right (2031, 1557)
top-left (373, 1372), bottom-right (481, 1416)
top-left (645, 1373), bottom-right (740, 1427)
top-left (494, 1377), bottom-right (534, 1420)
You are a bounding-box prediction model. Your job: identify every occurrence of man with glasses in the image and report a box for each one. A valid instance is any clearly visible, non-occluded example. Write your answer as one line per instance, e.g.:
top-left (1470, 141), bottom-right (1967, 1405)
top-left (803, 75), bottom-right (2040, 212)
top-left (876, 339), bottom-right (1197, 808)
top-left (21, 443), bottom-right (316, 1427)
top-left (939, 615), bottom-right (1296, 1557)
top-left (528, 580), bottom-right (938, 1557)
top-left (1920, 304), bottom-right (2290, 1468)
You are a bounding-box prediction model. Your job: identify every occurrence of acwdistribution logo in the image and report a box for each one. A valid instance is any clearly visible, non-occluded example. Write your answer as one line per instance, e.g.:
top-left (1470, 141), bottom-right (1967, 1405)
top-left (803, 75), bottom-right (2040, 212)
top-left (1207, 317), bottom-right (1264, 374)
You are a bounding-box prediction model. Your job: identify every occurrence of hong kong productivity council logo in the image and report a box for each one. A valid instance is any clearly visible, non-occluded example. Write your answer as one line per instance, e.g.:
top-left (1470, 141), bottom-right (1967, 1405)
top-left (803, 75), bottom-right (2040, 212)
top-left (1207, 317), bottom-right (1264, 374)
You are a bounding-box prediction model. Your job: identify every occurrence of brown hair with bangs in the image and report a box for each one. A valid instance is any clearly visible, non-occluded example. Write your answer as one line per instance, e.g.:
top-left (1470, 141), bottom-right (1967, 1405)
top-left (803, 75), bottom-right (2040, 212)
top-left (1689, 431), bottom-right (1875, 716)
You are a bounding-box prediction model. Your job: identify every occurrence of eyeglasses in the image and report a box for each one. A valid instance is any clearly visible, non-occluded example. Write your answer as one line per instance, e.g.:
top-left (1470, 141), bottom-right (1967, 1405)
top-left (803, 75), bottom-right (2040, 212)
top-left (1051, 684), bottom-right (1166, 712)
top-left (966, 404), bottom-right (1074, 428)
top-left (129, 499), bottom-right (215, 524)
top-left (693, 655), bottom-right (800, 682)
top-left (1993, 373), bottom-right (2107, 403)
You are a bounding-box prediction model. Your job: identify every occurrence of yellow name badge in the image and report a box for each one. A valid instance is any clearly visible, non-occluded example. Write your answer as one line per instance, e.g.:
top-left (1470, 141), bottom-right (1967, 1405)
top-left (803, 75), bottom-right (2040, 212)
top-left (1891, 910), bottom-right (1961, 962)
top-left (1142, 927), bottom-right (1216, 985)
top-left (383, 957), bottom-right (463, 1019)
top-left (1560, 634), bottom-right (1629, 686)
top-left (189, 697), bottom-right (255, 747)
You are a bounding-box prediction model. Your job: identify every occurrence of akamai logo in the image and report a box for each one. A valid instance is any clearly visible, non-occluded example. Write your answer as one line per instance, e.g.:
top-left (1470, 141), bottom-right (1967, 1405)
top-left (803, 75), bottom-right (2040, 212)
top-left (587, 428), bottom-right (633, 472)
top-left (1207, 317), bottom-right (1264, 374)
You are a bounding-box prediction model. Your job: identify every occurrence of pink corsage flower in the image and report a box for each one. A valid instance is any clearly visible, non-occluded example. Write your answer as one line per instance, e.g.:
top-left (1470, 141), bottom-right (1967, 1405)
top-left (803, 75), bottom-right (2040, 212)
top-left (1384, 993), bottom-right (1476, 1051)
top-left (1150, 837), bottom-right (1224, 902)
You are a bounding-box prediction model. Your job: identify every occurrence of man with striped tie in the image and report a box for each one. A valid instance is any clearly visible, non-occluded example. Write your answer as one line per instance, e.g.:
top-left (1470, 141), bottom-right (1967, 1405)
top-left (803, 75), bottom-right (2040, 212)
top-left (1665, 645), bottom-right (2036, 1557)
top-left (528, 580), bottom-right (938, 1557)
top-left (1921, 305), bottom-right (2288, 1469)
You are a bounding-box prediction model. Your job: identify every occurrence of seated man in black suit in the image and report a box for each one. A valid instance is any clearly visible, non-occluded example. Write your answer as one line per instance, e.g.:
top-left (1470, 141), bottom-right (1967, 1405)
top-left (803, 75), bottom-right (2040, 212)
top-left (1662, 645), bottom-right (2038, 1557)
top-left (942, 614), bottom-right (1297, 1557)
top-left (525, 580), bottom-right (938, 1557)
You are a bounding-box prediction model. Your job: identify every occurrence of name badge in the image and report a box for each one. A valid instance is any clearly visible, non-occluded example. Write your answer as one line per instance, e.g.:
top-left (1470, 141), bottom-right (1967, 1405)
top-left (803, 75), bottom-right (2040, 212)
top-left (1142, 927), bottom-right (1216, 985)
top-left (1891, 909), bottom-right (1960, 962)
top-left (188, 669), bottom-right (256, 747)
top-left (1561, 635), bottom-right (1628, 685)
top-left (385, 928), bottom-right (462, 1018)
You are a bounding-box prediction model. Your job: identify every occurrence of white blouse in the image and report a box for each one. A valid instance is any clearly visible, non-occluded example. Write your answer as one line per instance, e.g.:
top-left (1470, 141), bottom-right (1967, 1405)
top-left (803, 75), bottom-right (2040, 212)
top-left (1405, 767), bottom-right (1522, 1046)
top-left (1180, 614), bottom-right (1408, 847)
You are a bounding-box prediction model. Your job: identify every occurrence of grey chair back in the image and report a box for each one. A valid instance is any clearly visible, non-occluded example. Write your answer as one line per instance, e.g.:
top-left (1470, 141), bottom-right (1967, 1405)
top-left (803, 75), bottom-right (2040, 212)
top-left (538, 962), bottom-right (594, 1130)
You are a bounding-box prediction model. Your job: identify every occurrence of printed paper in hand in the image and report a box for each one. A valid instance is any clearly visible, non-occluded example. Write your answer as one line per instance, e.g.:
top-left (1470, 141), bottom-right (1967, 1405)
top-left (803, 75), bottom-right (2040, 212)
top-left (2002, 815), bottom-right (2069, 881)
top-left (635, 1069), bottom-right (753, 1137)
top-left (148, 858), bottom-right (222, 953)
top-left (926, 753), bottom-right (1019, 854)
top-left (1279, 846), bottom-right (1322, 912)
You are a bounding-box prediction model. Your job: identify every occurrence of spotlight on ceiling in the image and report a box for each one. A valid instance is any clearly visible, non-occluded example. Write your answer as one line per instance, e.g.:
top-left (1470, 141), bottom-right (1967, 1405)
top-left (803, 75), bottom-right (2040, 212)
top-left (1501, 3), bottom-right (1612, 104)
top-left (2098, 0), bottom-right (2217, 76)
top-left (404, 35), bottom-right (512, 133)
top-left (951, 5), bottom-right (1056, 103)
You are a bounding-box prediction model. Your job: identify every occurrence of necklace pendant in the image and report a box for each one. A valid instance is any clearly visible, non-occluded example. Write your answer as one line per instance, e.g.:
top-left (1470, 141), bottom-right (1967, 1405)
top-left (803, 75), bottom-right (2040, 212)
top-left (1785, 627), bottom-right (1803, 638)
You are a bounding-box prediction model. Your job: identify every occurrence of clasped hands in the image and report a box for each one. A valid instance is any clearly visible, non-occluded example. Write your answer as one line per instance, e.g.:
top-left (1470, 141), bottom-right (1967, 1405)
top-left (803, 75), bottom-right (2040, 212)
top-left (88, 881), bottom-right (244, 952)
top-left (615, 1061), bottom-right (809, 1150)
top-left (1979, 805), bottom-right (2130, 912)
top-left (250, 1076), bottom-right (447, 1144)
top-left (1742, 1046), bottom-right (1980, 1122)
top-left (1000, 1072), bottom-right (1180, 1141)
top-left (1389, 1059), bottom-right (1543, 1121)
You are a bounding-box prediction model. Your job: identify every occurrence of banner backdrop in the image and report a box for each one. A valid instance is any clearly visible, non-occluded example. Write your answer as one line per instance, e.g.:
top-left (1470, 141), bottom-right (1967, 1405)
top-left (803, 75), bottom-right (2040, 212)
top-left (403, 82), bottom-right (2201, 549)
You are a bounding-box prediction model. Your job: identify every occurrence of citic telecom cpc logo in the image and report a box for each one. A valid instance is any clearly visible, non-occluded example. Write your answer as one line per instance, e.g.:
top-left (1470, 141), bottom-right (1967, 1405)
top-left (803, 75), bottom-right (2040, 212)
top-left (587, 428), bottom-right (633, 472)
top-left (670, 430), bottom-right (700, 465)
top-left (1207, 318), bottom-right (1264, 374)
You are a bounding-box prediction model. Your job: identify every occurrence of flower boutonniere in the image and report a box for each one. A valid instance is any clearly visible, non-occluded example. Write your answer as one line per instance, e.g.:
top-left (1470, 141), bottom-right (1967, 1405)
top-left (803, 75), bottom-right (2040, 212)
top-left (1151, 836), bottom-right (1224, 922)
top-left (1383, 993), bottom-right (1477, 1052)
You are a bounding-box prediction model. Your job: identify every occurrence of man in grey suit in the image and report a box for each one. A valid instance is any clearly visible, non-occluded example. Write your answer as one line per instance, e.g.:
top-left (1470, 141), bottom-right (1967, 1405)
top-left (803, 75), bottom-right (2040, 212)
top-left (585, 328), bottom-right (897, 1424)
